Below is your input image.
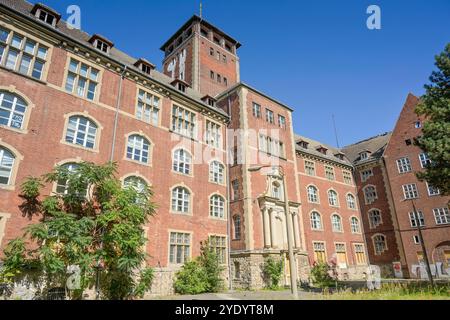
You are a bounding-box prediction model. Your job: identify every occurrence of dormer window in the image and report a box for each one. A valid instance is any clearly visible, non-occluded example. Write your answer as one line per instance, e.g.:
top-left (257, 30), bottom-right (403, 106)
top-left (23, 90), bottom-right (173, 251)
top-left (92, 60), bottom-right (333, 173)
top-left (96, 40), bottom-right (109, 53)
top-left (316, 146), bottom-right (328, 155)
top-left (171, 79), bottom-right (189, 93)
top-left (134, 59), bottom-right (155, 75)
top-left (178, 83), bottom-right (186, 92)
top-left (31, 4), bottom-right (61, 27)
top-left (360, 152), bottom-right (369, 160)
top-left (89, 35), bottom-right (114, 54)
top-left (202, 95), bottom-right (216, 107)
top-left (298, 141), bottom-right (309, 149)
top-left (38, 10), bottom-right (55, 25)
top-left (335, 153), bottom-right (345, 160)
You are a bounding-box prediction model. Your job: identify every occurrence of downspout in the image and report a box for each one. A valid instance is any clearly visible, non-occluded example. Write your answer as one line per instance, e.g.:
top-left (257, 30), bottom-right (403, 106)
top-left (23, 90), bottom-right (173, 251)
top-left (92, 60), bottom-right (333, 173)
top-left (109, 65), bottom-right (128, 162)
top-left (225, 93), bottom-right (233, 291)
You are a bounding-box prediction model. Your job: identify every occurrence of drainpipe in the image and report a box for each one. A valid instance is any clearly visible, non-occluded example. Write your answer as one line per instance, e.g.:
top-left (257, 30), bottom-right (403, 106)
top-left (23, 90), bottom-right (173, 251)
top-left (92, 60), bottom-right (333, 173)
top-left (225, 93), bottom-right (233, 291)
top-left (109, 65), bottom-right (128, 162)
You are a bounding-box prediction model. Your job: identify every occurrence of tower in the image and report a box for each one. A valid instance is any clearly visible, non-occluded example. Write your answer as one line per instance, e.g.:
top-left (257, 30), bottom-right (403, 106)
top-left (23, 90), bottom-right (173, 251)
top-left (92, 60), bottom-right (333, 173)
top-left (160, 15), bottom-right (241, 97)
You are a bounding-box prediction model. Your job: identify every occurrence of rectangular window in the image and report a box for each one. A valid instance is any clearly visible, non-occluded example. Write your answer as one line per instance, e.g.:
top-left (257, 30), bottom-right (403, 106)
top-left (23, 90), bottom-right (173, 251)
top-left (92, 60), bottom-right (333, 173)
top-left (136, 89), bottom-right (160, 126)
top-left (206, 120), bottom-right (222, 149)
top-left (259, 134), bottom-right (284, 158)
top-left (0, 28), bottom-right (48, 80)
top-left (209, 235), bottom-right (227, 264)
top-left (65, 58), bottom-right (99, 101)
top-left (409, 211), bottom-right (425, 228)
top-left (343, 171), bottom-right (353, 185)
top-left (305, 160), bottom-right (316, 176)
top-left (426, 182), bottom-right (440, 196)
top-left (232, 180), bottom-right (239, 201)
top-left (325, 166), bottom-right (335, 181)
top-left (171, 105), bottom-right (196, 139)
top-left (354, 244), bottom-right (367, 265)
top-left (252, 103), bottom-right (261, 118)
top-left (278, 115), bottom-right (286, 129)
top-left (361, 169), bottom-right (373, 182)
top-left (335, 243), bottom-right (347, 267)
top-left (169, 232), bottom-right (191, 264)
top-left (434, 208), bottom-right (450, 225)
top-left (266, 109), bottom-right (274, 124)
top-left (397, 157), bottom-right (412, 174)
top-left (210, 70), bottom-right (215, 80)
top-left (313, 242), bottom-right (327, 264)
top-left (413, 235), bottom-right (421, 245)
top-left (419, 153), bottom-right (431, 168)
top-left (403, 184), bottom-right (419, 200)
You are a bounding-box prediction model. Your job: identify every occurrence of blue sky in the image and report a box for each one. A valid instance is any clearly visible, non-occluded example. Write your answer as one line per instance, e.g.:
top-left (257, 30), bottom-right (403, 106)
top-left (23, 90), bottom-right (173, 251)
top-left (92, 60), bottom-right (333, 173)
top-left (30, 0), bottom-right (450, 147)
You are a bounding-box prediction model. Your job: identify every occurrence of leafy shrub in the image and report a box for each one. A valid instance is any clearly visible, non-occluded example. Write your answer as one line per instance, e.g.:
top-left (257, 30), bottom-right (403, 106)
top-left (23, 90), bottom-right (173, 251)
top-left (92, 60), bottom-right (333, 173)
top-left (310, 263), bottom-right (335, 288)
top-left (263, 257), bottom-right (284, 290)
top-left (174, 241), bottom-right (224, 295)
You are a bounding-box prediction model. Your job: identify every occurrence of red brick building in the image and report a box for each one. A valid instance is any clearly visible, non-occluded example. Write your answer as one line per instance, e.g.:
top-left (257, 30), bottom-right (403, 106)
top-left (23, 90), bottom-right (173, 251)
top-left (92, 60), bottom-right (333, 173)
top-left (343, 95), bottom-right (450, 279)
top-left (0, 1), bottom-right (230, 295)
top-left (296, 136), bottom-right (368, 279)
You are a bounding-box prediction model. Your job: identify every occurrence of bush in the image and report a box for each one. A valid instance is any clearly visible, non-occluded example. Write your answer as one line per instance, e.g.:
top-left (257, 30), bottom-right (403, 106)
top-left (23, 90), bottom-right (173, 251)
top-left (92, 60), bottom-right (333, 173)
top-left (174, 241), bottom-right (224, 295)
top-left (310, 263), bottom-right (335, 288)
top-left (263, 257), bottom-right (284, 290)
top-left (174, 261), bottom-right (208, 295)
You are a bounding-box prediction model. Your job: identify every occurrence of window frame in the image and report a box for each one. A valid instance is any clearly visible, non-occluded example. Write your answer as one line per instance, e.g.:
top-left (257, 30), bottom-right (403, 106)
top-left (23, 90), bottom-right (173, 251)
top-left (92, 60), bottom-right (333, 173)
top-left (209, 160), bottom-right (226, 185)
top-left (396, 157), bottom-right (412, 174)
top-left (310, 211), bottom-right (323, 231)
top-left (172, 148), bottom-right (193, 176)
top-left (125, 133), bottom-right (153, 166)
top-left (328, 189), bottom-right (339, 207)
top-left (135, 87), bottom-right (161, 127)
top-left (168, 230), bottom-right (192, 265)
top-left (64, 55), bottom-right (101, 102)
top-left (209, 194), bottom-right (226, 220)
top-left (331, 214), bottom-right (343, 233)
top-left (171, 186), bottom-right (192, 214)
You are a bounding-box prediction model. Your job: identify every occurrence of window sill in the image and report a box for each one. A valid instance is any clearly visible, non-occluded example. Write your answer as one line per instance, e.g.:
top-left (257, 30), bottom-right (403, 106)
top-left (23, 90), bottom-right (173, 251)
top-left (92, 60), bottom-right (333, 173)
top-left (172, 170), bottom-right (194, 178)
top-left (124, 158), bottom-right (152, 167)
top-left (0, 125), bottom-right (28, 135)
top-left (209, 216), bottom-right (227, 222)
top-left (0, 65), bottom-right (47, 85)
top-left (209, 180), bottom-right (226, 187)
top-left (0, 184), bottom-right (15, 191)
top-left (168, 130), bottom-right (198, 143)
top-left (60, 140), bottom-right (99, 153)
top-left (170, 211), bottom-right (193, 216)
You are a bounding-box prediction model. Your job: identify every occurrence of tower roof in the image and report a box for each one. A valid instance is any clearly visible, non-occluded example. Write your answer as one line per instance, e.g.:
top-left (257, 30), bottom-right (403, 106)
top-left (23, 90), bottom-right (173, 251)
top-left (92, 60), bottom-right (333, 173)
top-left (160, 15), bottom-right (241, 51)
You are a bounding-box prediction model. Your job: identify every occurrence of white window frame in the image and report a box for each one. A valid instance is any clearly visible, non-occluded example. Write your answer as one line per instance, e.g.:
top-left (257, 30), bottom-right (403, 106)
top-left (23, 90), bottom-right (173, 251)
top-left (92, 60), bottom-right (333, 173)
top-left (409, 211), bottom-right (425, 228)
top-left (171, 104), bottom-right (197, 139)
top-left (171, 187), bottom-right (191, 214)
top-left (402, 184), bottom-right (419, 200)
top-left (433, 208), bottom-right (450, 225)
top-left (307, 185), bottom-right (319, 203)
top-left (328, 190), bottom-right (339, 207)
top-left (396, 157), bottom-right (412, 174)
top-left (331, 214), bottom-right (343, 233)
top-left (173, 149), bottom-right (192, 175)
top-left (65, 116), bottom-right (98, 149)
top-left (210, 194), bottom-right (225, 219)
top-left (0, 147), bottom-right (15, 186)
top-left (0, 91), bottom-right (27, 130)
top-left (310, 211), bottom-right (322, 231)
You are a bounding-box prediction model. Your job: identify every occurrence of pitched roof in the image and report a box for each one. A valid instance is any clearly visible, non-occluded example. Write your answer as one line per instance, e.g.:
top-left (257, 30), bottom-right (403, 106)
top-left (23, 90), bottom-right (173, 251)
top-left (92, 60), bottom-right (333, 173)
top-left (0, 0), bottom-right (228, 118)
top-left (294, 135), bottom-right (353, 167)
top-left (342, 132), bottom-right (392, 165)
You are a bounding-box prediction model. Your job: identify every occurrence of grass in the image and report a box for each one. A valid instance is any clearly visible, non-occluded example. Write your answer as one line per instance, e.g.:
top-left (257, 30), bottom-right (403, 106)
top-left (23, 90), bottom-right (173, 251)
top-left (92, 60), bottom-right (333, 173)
top-left (320, 282), bottom-right (450, 300)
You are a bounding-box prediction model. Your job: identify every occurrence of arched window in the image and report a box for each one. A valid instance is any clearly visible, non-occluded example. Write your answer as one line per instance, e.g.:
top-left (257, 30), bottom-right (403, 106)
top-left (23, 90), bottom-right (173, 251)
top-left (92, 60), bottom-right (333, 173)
top-left (209, 160), bottom-right (224, 184)
top-left (351, 217), bottom-right (361, 234)
top-left (347, 194), bottom-right (356, 209)
top-left (0, 91), bottom-right (27, 130)
top-left (55, 163), bottom-right (88, 197)
top-left (307, 186), bottom-right (319, 203)
top-left (173, 149), bottom-right (192, 175)
top-left (0, 147), bottom-right (15, 185)
top-left (369, 209), bottom-right (382, 228)
top-left (331, 214), bottom-right (343, 232)
top-left (127, 135), bottom-right (150, 164)
top-left (310, 211), bottom-right (322, 230)
top-left (65, 116), bottom-right (98, 149)
top-left (364, 185), bottom-right (378, 204)
top-left (373, 234), bottom-right (387, 255)
top-left (171, 187), bottom-right (190, 213)
top-left (124, 176), bottom-right (148, 194)
top-left (272, 182), bottom-right (281, 199)
top-left (210, 195), bottom-right (225, 219)
top-left (328, 190), bottom-right (339, 207)
top-left (233, 215), bottom-right (241, 240)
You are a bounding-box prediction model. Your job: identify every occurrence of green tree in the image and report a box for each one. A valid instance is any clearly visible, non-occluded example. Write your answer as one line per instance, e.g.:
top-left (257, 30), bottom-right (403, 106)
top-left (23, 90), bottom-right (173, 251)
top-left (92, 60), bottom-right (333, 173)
top-left (415, 43), bottom-right (450, 196)
top-left (0, 162), bottom-right (156, 300)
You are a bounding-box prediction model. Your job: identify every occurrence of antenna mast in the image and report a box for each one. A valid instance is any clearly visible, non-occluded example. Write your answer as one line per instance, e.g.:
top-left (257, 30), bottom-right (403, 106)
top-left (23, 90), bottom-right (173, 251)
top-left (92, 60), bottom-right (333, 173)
top-left (200, 1), bottom-right (203, 19)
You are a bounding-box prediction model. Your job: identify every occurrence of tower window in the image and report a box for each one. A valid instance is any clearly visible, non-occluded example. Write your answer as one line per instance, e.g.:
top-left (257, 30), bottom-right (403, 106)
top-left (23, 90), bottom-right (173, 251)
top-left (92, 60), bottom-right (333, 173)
top-left (210, 47), bottom-right (214, 56)
top-left (213, 36), bottom-right (220, 45)
top-left (224, 77), bottom-right (228, 86)
top-left (210, 71), bottom-right (215, 80)
top-left (217, 74), bottom-right (221, 83)
top-left (200, 28), bottom-right (208, 37)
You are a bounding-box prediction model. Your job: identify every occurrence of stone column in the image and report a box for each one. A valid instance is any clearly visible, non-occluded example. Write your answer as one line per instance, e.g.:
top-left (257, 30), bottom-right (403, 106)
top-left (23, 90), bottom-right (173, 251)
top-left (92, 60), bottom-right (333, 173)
top-left (269, 209), bottom-right (277, 249)
top-left (263, 208), bottom-right (271, 248)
